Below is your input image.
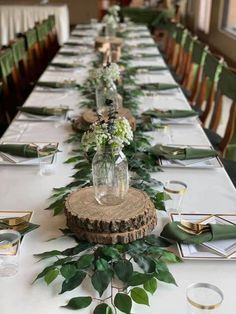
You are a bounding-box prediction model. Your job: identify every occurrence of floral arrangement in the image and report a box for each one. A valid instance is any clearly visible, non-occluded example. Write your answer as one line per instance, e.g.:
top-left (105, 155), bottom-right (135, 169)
top-left (82, 116), bottom-right (133, 154)
top-left (90, 62), bottom-right (120, 88)
top-left (108, 5), bottom-right (120, 22)
top-left (102, 13), bottom-right (117, 27)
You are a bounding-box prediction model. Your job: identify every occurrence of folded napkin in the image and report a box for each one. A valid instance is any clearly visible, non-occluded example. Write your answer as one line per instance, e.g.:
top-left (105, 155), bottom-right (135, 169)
top-left (37, 81), bottom-right (79, 89)
top-left (137, 54), bottom-right (161, 58)
top-left (135, 66), bottom-right (167, 71)
top-left (58, 52), bottom-right (81, 56)
top-left (151, 144), bottom-right (217, 160)
top-left (161, 222), bottom-right (236, 244)
top-left (50, 62), bottom-right (85, 69)
top-left (140, 83), bottom-right (179, 91)
top-left (65, 42), bottom-right (93, 47)
top-left (18, 106), bottom-right (69, 116)
top-left (143, 109), bottom-right (198, 119)
top-left (0, 143), bottom-right (58, 158)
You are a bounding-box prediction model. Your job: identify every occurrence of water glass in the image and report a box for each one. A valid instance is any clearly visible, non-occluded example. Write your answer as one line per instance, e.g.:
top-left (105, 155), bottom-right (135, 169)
top-left (37, 145), bottom-right (56, 176)
top-left (186, 283), bottom-right (224, 313)
top-left (163, 180), bottom-right (187, 218)
top-left (0, 229), bottom-right (21, 277)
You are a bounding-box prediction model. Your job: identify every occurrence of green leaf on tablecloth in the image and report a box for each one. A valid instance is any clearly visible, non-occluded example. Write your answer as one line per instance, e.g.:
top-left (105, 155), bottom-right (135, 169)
top-left (160, 250), bottom-right (182, 263)
top-left (151, 191), bottom-right (166, 211)
top-left (93, 303), bottom-right (113, 314)
top-left (130, 287), bottom-right (149, 306)
top-left (114, 260), bottom-right (133, 282)
top-left (127, 272), bottom-right (153, 286)
top-left (60, 264), bottom-right (77, 280)
top-left (95, 246), bottom-right (121, 261)
top-left (91, 270), bottom-right (113, 297)
top-left (60, 271), bottom-right (86, 294)
top-left (95, 258), bottom-right (110, 272)
top-left (44, 268), bottom-right (60, 285)
top-left (131, 254), bottom-right (156, 274)
top-left (62, 242), bottom-right (94, 256)
top-left (143, 278), bottom-right (157, 295)
top-left (77, 254), bottom-right (94, 269)
top-left (62, 296), bottom-right (92, 310)
top-left (155, 270), bottom-right (177, 286)
top-left (114, 293), bottom-right (132, 314)
top-left (144, 234), bottom-right (172, 247)
top-left (34, 250), bottom-right (62, 260)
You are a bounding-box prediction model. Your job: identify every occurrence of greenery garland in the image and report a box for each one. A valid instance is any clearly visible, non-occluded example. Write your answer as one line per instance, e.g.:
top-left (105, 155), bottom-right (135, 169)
top-left (34, 34), bottom-right (181, 314)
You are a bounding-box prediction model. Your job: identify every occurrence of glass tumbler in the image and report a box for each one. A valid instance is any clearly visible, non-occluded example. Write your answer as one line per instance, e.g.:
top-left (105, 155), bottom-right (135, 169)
top-left (0, 229), bottom-right (21, 277)
top-left (186, 283), bottom-right (224, 313)
top-left (163, 180), bottom-right (187, 219)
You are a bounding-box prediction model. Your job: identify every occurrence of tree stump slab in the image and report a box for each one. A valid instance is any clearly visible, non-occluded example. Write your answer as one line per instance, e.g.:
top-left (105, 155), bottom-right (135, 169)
top-left (72, 107), bottom-right (136, 132)
top-left (65, 187), bottom-right (157, 244)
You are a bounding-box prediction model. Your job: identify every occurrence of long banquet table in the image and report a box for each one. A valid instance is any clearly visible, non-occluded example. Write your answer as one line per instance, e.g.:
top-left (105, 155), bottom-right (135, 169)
top-left (0, 2), bottom-right (69, 46)
top-left (0, 23), bottom-right (235, 314)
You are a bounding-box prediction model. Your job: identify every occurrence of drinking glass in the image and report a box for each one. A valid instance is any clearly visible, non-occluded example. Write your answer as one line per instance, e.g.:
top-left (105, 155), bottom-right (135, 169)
top-left (37, 144), bottom-right (57, 176)
top-left (186, 283), bottom-right (224, 313)
top-left (163, 180), bottom-right (187, 219)
top-left (0, 229), bottom-right (21, 277)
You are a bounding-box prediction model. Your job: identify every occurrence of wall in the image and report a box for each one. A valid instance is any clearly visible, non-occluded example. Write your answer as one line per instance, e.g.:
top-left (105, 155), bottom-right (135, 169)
top-left (0, 0), bottom-right (99, 25)
top-left (185, 0), bottom-right (236, 66)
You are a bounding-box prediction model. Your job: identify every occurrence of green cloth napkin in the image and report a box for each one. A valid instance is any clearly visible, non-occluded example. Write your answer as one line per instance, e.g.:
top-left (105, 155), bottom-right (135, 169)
top-left (37, 81), bottom-right (79, 89)
top-left (143, 109), bottom-right (198, 119)
top-left (140, 83), bottom-right (179, 91)
top-left (151, 144), bottom-right (218, 160)
top-left (161, 222), bottom-right (236, 244)
top-left (65, 42), bottom-right (93, 47)
top-left (18, 106), bottom-right (69, 116)
top-left (0, 144), bottom-right (58, 158)
top-left (138, 54), bottom-right (161, 58)
top-left (135, 66), bottom-right (167, 71)
top-left (50, 62), bottom-right (85, 69)
top-left (58, 52), bottom-right (81, 56)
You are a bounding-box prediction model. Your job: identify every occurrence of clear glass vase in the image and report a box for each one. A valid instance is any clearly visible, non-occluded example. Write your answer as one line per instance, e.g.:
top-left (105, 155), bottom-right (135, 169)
top-left (96, 81), bottom-right (118, 115)
top-left (105, 22), bottom-right (117, 38)
top-left (92, 147), bottom-right (129, 206)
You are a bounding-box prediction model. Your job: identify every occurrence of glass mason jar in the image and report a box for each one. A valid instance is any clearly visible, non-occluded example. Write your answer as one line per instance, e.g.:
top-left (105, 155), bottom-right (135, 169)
top-left (105, 22), bottom-right (117, 38)
top-left (92, 147), bottom-right (129, 206)
top-left (96, 81), bottom-right (118, 115)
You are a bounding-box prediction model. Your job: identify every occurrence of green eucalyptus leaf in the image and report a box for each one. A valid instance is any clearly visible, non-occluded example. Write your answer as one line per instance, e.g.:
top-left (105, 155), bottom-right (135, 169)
top-left (155, 270), bottom-right (177, 286)
top-left (34, 250), bottom-right (62, 260)
top-left (62, 242), bottom-right (93, 256)
top-left (77, 254), bottom-right (94, 269)
top-left (100, 246), bottom-right (120, 260)
top-left (93, 303), bottom-right (113, 314)
top-left (143, 278), bottom-right (157, 295)
top-left (127, 272), bottom-right (152, 286)
top-left (60, 271), bottom-right (86, 294)
top-left (130, 287), bottom-right (149, 306)
top-left (114, 293), bottom-right (132, 314)
top-left (44, 268), bottom-right (59, 285)
top-left (144, 235), bottom-right (172, 247)
top-left (60, 264), bottom-right (77, 280)
top-left (91, 270), bottom-right (112, 297)
top-left (62, 296), bottom-right (92, 310)
top-left (161, 250), bottom-right (182, 263)
top-left (131, 254), bottom-right (156, 273)
top-left (114, 259), bottom-right (133, 282)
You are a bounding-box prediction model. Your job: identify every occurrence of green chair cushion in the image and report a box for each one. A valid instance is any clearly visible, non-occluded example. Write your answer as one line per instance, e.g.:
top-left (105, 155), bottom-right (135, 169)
top-left (25, 28), bottom-right (38, 49)
top-left (218, 67), bottom-right (236, 101)
top-left (10, 37), bottom-right (27, 64)
top-left (0, 49), bottom-right (14, 79)
top-left (204, 53), bottom-right (222, 82)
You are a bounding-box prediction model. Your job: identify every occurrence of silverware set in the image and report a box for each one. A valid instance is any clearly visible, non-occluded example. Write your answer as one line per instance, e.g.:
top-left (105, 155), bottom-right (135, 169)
top-left (177, 220), bottom-right (210, 235)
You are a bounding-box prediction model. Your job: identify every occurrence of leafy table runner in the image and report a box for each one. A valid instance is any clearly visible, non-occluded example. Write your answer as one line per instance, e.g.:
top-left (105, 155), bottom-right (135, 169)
top-left (18, 107), bottom-right (69, 116)
top-left (143, 109), bottom-right (198, 119)
top-left (0, 144), bottom-right (58, 158)
top-left (151, 144), bottom-right (218, 160)
top-left (140, 83), bottom-right (179, 91)
top-left (161, 222), bottom-right (236, 244)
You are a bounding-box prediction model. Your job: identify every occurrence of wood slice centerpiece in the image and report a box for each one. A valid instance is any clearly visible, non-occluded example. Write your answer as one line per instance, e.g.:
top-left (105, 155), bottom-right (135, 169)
top-left (65, 187), bottom-right (157, 244)
top-left (72, 107), bottom-right (136, 132)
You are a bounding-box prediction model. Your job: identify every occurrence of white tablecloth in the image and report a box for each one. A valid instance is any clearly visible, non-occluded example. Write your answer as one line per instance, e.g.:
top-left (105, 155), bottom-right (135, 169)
top-left (0, 4), bottom-right (69, 46)
top-left (0, 25), bottom-right (236, 314)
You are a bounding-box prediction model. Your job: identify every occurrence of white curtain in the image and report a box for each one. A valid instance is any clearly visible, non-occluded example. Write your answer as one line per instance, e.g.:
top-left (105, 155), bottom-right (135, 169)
top-left (198, 0), bottom-right (212, 33)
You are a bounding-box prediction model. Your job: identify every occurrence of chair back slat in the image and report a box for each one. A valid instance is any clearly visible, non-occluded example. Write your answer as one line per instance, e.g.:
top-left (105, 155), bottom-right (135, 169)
top-left (35, 21), bottom-right (49, 43)
top-left (218, 66), bottom-right (236, 101)
top-left (203, 53), bottom-right (223, 83)
top-left (10, 37), bottom-right (27, 65)
top-left (25, 28), bottom-right (38, 49)
top-left (192, 40), bottom-right (208, 65)
top-left (0, 49), bottom-right (15, 79)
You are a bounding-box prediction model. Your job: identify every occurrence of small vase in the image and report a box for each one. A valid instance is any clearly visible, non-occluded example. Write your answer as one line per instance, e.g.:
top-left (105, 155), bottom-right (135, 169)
top-left (96, 81), bottom-right (118, 115)
top-left (92, 147), bottom-right (129, 206)
top-left (105, 22), bottom-right (117, 38)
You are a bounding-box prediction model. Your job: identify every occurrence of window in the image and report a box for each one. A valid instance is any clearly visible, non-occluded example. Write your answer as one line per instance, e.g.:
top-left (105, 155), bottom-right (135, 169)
top-left (198, 0), bottom-right (212, 34)
top-left (221, 0), bottom-right (236, 36)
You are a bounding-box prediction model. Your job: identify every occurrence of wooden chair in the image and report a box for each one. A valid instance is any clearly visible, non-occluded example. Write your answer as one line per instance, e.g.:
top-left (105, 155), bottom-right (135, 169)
top-left (0, 81), bottom-right (8, 135)
top-left (193, 53), bottom-right (224, 125)
top-left (0, 49), bottom-right (22, 120)
top-left (181, 40), bottom-right (208, 101)
top-left (162, 22), bottom-right (178, 62)
top-left (168, 24), bottom-right (187, 71)
top-left (47, 15), bottom-right (60, 60)
top-left (204, 66), bottom-right (236, 159)
top-left (35, 20), bottom-right (51, 72)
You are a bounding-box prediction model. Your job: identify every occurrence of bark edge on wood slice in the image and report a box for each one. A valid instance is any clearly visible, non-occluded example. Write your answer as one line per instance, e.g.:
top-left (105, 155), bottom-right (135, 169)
top-left (72, 107), bottom-right (136, 132)
top-left (65, 187), bottom-right (157, 244)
